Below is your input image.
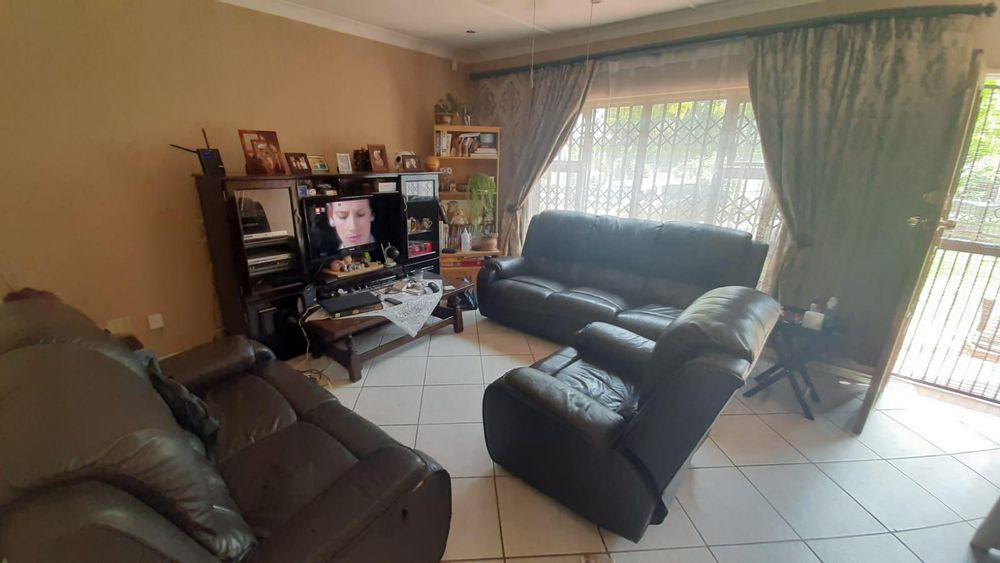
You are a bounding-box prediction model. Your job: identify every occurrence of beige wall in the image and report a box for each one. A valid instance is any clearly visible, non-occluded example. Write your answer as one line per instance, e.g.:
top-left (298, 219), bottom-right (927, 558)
top-left (472, 0), bottom-right (1000, 73)
top-left (0, 0), bottom-right (469, 355)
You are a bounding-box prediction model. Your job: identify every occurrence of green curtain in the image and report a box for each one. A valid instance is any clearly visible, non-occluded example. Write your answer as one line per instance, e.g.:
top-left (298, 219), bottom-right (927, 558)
top-left (474, 62), bottom-right (596, 254)
top-left (749, 16), bottom-right (983, 365)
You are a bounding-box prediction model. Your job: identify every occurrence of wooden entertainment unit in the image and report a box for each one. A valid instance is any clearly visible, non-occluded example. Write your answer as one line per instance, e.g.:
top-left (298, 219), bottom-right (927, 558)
top-left (195, 171), bottom-right (442, 359)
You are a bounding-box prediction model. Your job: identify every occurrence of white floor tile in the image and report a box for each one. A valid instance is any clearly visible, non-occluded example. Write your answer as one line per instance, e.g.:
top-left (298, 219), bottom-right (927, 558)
top-left (415, 423), bottom-right (493, 478)
top-left (495, 476), bottom-right (606, 557)
top-left (711, 541), bottom-right (819, 563)
top-left (720, 395), bottom-right (753, 415)
top-left (352, 386), bottom-right (422, 425)
top-left (807, 534), bottom-right (919, 563)
top-left (505, 557), bottom-right (609, 563)
top-left (709, 415), bottom-right (807, 465)
top-left (419, 384), bottom-right (485, 424)
top-left (526, 334), bottom-right (563, 357)
top-left (364, 355), bottom-right (427, 386)
top-left (477, 316), bottom-right (522, 335)
top-left (896, 522), bottom-right (986, 563)
top-left (442, 477), bottom-right (503, 561)
top-left (884, 408), bottom-right (997, 454)
top-left (379, 425), bottom-right (417, 447)
top-left (611, 548), bottom-right (716, 563)
top-left (759, 413), bottom-right (878, 463)
top-left (480, 332), bottom-right (532, 355)
top-left (825, 409), bottom-right (943, 459)
top-left (378, 334), bottom-right (430, 357)
top-left (819, 460), bottom-right (961, 531)
top-left (676, 467), bottom-right (797, 545)
top-left (330, 386), bottom-right (360, 409)
top-left (428, 332), bottom-right (481, 356)
top-left (890, 455), bottom-right (1000, 520)
top-left (955, 448), bottom-right (1000, 487)
top-left (690, 438), bottom-right (733, 468)
top-left (739, 377), bottom-right (801, 415)
top-left (482, 354), bottom-right (535, 383)
top-left (741, 464), bottom-right (885, 539)
top-left (352, 329), bottom-right (384, 353)
top-left (602, 502), bottom-right (703, 552)
top-left (425, 356), bottom-right (484, 385)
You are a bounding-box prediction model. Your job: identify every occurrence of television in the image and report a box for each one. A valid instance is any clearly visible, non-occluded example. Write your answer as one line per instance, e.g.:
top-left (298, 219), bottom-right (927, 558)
top-left (302, 194), bottom-right (404, 266)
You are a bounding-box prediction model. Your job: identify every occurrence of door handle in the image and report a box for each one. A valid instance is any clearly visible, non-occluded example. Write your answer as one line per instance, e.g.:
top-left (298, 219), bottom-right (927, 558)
top-left (907, 216), bottom-right (928, 228)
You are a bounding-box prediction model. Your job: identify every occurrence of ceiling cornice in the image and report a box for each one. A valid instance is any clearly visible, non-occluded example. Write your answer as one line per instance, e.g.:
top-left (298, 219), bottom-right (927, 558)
top-left (463, 0), bottom-right (822, 62)
top-left (217, 0), bottom-right (460, 60)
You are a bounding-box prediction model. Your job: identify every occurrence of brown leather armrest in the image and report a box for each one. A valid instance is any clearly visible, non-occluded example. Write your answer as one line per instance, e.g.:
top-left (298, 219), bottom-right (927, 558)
top-left (160, 335), bottom-right (259, 391)
top-left (573, 322), bottom-right (655, 382)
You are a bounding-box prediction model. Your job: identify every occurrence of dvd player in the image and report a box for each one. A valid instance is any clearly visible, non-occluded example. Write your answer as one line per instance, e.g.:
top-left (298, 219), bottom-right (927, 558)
top-left (243, 230), bottom-right (289, 241)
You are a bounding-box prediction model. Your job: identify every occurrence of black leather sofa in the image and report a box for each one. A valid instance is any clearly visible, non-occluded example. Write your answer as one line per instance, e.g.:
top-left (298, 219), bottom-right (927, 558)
top-left (0, 298), bottom-right (451, 562)
top-left (484, 286), bottom-right (780, 542)
top-left (477, 210), bottom-right (769, 343)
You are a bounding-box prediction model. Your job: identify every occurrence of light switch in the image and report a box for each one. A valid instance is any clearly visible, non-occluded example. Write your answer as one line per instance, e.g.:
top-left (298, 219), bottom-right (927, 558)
top-left (147, 313), bottom-right (165, 330)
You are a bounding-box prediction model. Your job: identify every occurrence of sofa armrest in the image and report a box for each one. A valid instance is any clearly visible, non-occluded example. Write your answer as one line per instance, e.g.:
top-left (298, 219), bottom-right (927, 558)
top-left (482, 255), bottom-right (528, 279)
top-left (159, 335), bottom-right (259, 391)
top-left (573, 322), bottom-right (655, 382)
top-left (492, 367), bottom-right (625, 448)
top-left (621, 354), bottom-right (747, 494)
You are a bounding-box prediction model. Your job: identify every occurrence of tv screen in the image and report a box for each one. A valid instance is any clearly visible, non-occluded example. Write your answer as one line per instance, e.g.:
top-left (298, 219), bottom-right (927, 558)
top-left (303, 194), bottom-right (402, 265)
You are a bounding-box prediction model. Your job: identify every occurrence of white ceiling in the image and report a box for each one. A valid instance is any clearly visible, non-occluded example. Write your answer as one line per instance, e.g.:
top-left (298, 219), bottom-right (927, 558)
top-left (220, 0), bottom-right (821, 62)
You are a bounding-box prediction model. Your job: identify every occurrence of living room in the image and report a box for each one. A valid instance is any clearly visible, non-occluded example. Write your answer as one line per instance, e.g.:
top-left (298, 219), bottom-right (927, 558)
top-left (3, 0), bottom-right (1000, 561)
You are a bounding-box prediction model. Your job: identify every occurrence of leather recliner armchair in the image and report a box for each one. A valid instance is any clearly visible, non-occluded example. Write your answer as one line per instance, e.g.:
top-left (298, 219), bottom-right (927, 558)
top-left (483, 286), bottom-right (780, 542)
top-left (0, 298), bottom-right (451, 562)
top-left (477, 210), bottom-right (769, 344)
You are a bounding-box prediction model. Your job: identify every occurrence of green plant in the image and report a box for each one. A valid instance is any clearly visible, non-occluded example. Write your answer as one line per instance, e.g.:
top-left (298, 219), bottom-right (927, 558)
top-left (468, 173), bottom-right (497, 231)
top-left (434, 92), bottom-right (462, 114)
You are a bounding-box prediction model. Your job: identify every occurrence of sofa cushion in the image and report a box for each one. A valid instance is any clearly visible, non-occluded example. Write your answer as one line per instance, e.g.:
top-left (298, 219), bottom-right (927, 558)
top-left (647, 222), bottom-right (754, 288)
top-left (553, 359), bottom-right (639, 416)
top-left (509, 275), bottom-right (567, 293)
top-left (203, 374), bottom-right (298, 465)
top-left (489, 278), bottom-right (561, 311)
top-left (614, 305), bottom-right (685, 340)
top-left (220, 419), bottom-right (357, 538)
top-left (546, 290), bottom-right (626, 325)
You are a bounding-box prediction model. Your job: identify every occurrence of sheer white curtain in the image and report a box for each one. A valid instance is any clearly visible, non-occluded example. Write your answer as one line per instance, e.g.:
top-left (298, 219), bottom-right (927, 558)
top-left (527, 40), bottom-right (784, 290)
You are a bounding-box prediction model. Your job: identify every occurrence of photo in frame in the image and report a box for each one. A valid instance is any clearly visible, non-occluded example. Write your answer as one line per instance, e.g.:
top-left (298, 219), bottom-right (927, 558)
top-left (401, 154), bottom-right (420, 171)
top-left (335, 153), bottom-right (353, 174)
top-left (238, 129), bottom-right (287, 175)
top-left (367, 144), bottom-right (389, 172)
top-left (284, 152), bottom-right (309, 174)
top-left (307, 154), bottom-right (330, 173)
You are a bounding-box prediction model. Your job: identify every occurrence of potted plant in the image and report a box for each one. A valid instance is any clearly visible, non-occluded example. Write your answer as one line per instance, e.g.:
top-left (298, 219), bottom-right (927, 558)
top-left (468, 173), bottom-right (497, 247)
top-left (434, 93), bottom-right (462, 125)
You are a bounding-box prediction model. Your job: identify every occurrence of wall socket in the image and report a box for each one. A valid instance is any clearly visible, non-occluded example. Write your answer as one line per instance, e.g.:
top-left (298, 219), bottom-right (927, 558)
top-left (105, 316), bottom-right (133, 335)
top-left (147, 313), bottom-right (165, 330)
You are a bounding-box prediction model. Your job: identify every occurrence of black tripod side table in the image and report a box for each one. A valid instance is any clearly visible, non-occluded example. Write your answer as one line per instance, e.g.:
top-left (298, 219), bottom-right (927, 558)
top-left (742, 312), bottom-right (842, 420)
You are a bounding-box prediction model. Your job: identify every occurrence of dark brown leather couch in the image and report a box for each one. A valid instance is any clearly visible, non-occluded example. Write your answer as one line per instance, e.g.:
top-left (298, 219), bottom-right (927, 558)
top-left (0, 298), bottom-right (450, 562)
top-left (483, 286), bottom-right (780, 542)
top-left (477, 210), bottom-right (770, 343)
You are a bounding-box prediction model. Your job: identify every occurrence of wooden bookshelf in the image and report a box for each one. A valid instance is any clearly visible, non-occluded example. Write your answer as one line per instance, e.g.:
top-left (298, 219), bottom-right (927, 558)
top-left (434, 125), bottom-right (502, 281)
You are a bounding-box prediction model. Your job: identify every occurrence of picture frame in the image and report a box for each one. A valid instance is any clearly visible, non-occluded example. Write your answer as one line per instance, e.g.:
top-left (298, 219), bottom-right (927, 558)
top-left (284, 152), bottom-right (310, 174)
top-left (367, 144), bottom-right (389, 172)
top-left (307, 154), bottom-right (330, 174)
top-left (238, 129), bottom-right (287, 175)
top-left (335, 153), bottom-right (353, 174)
top-left (401, 154), bottom-right (420, 171)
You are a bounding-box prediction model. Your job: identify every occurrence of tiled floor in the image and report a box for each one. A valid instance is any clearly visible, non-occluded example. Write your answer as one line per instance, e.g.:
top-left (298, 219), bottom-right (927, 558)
top-left (295, 310), bottom-right (1000, 562)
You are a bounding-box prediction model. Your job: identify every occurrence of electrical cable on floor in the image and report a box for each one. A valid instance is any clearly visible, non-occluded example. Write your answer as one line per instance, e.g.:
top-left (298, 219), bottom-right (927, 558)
top-left (295, 304), bottom-right (334, 388)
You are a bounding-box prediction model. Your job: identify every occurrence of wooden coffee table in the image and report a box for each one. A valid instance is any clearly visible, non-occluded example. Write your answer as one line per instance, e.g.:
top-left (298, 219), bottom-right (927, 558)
top-left (307, 274), bottom-right (474, 382)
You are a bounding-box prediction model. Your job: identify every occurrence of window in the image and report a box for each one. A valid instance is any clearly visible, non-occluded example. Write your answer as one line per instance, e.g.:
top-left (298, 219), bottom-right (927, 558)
top-left (529, 91), bottom-right (782, 258)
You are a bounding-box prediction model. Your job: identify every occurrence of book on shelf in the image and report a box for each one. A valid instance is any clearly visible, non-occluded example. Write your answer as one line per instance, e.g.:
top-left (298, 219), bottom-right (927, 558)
top-left (435, 131), bottom-right (498, 158)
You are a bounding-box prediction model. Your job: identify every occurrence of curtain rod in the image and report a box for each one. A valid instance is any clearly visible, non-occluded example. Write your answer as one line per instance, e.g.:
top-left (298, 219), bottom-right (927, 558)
top-left (470, 2), bottom-right (996, 80)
